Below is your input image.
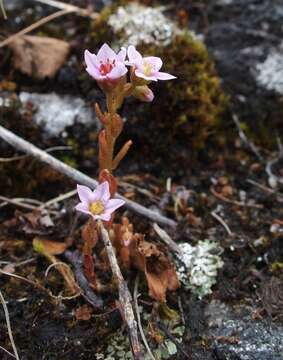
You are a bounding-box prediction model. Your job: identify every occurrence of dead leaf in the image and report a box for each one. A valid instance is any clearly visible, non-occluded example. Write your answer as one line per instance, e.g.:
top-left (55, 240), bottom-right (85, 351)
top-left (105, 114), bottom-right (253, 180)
top-left (111, 220), bottom-right (180, 302)
top-left (33, 237), bottom-right (79, 295)
top-left (33, 237), bottom-right (67, 255)
top-left (9, 35), bottom-right (70, 79)
top-left (75, 304), bottom-right (93, 321)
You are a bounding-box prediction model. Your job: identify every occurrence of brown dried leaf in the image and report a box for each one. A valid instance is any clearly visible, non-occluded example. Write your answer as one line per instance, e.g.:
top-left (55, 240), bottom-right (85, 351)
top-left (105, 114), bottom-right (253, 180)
top-left (113, 226), bottom-right (180, 302)
top-left (9, 35), bottom-right (70, 79)
top-left (75, 304), bottom-right (93, 321)
top-left (33, 237), bottom-right (67, 256)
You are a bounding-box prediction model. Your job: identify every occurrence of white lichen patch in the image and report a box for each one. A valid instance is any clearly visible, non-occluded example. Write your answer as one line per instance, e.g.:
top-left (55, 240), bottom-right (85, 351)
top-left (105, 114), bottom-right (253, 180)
top-left (19, 92), bottom-right (95, 136)
top-left (177, 240), bottom-right (224, 298)
top-left (256, 44), bottom-right (283, 95)
top-left (108, 3), bottom-right (179, 47)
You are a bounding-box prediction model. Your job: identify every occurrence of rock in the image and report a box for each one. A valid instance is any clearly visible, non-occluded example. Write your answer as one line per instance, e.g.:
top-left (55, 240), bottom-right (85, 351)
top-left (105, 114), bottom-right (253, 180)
top-left (9, 35), bottom-right (70, 79)
top-left (196, 0), bottom-right (283, 145)
top-left (19, 92), bottom-right (96, 136)
top-left (205, 301), bottom-right (283, 360)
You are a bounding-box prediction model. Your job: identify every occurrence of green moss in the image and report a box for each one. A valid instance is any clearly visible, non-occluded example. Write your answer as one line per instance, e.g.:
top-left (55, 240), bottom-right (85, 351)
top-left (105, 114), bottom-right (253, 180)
top-left (86, 3), bottom-right (229, 167)
top-left (139, 32), bottom-right (228, 149)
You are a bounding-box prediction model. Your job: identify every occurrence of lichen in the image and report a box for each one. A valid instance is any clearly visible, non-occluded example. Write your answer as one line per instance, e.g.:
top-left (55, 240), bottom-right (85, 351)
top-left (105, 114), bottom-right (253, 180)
top-left (19, 92), bottom-right (95, 136)
top-left (177, 240), bottom-right (224, 298)
top-left (108, 3), bottom-right (179, 47)
top-left (256, 43), bottom-right (283, 95)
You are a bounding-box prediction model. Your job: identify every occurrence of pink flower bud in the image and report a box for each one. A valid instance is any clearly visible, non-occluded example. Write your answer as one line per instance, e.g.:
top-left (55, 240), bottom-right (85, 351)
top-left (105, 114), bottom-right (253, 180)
top-left (132, 85), bottom-right (154, 102)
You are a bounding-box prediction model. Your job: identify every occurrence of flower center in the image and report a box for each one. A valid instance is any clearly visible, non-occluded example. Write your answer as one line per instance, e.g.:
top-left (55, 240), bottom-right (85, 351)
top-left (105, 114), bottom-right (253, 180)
top-left (143, 61), bottom-right (152, 76)
top-left (99, 58), bottom-right (115, 76)
top-left (89, 201), bottom-right (105, 215)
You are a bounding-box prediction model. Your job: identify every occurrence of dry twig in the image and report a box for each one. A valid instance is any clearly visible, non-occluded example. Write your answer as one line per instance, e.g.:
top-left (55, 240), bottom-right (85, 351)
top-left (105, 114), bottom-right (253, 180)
top-left (0, 126), bottom-right (177, 227)
top-left (232, 114), bottom-right (264, 162)
top-left (64, 250), bottom-right (104, 310)
top-left (134, 274), bottom-right (156, 360)
top-left (97, 220), bottom-right (141, 360)
top-left (32, 0), bottom-right (98, 19)
top-left (0, 9), bottom-right (72, 48)
top-left (210, 186), bottom-right (263, 209)
top-left (0, 0), bottom-right (7, 19)
top-left (0, 290), bottom-right (20, 360)
top-left (153, 223), bottom-right (181, 255)
top-left (211, 210), bottom-right (233, 237)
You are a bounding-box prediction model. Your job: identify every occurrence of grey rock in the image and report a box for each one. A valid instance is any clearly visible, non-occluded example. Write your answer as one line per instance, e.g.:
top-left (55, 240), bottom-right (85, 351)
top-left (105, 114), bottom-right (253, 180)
top-left (206, 300), bottom-right (283, 360)
top-left (19, 92), bottom-right (97, 136)
top-left (193, 0), bottom-right (283, 137)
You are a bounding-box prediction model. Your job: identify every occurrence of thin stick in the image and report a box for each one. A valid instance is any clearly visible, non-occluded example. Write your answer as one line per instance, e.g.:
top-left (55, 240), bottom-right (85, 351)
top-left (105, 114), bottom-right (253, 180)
top-left (210, 186), bottom-right (263, 209)
top-left (0, 145), bottom-right (71, 162)
top-left (0, 0), bottom-right (7, 19)
top-left (97, 220), bottom-right (141, 360)
top-left (134, 274), bottom-right (156, 360)
top-left (211, 211), bottom-right (232, 236)
top-left (232, 115), bottom-right (264, 162)
top-left (0, 195), bottom-right (40, 211)
top-left (265, 152), bottom-right (283, 186)
top-left (0, 290), bottom-right (20, 360)
top-left (0, 126), bottom-right (177, 227)
top-left (38, 189), bottom-right (77, 209)
top-left (153, 223), bottom-right (181, 255)
top-left (64, 250), bottom-right (104, 310)
top-left (32, 0), bottom-right (98, 19)
top-left (0, 345), bottom-right (16, 358)
top-left (0, 9), bottom-right (72, 48)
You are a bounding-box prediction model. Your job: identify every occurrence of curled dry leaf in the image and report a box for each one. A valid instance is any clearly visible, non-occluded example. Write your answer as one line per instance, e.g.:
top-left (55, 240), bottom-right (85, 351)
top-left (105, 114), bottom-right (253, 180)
top-left (33, 237), bottom-right (67, 255)
top-left (75, 304), bottom-right (93, 321)
top-left (33, 237), bottom-right (79, 295)
top-left (9, 35), bottom-right (70, 79)
top-left (111, 217), bottom-right (180, 302)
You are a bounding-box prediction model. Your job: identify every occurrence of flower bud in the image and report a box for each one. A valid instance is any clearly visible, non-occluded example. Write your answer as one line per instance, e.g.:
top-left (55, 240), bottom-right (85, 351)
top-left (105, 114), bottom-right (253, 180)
top-left (132, 85), bottom-right (154, 102)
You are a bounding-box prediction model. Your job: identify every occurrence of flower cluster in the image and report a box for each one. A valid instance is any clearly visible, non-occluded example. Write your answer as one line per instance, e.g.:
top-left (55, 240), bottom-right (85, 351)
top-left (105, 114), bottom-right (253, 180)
top-left (84, 43), bottom-right (175, 102)
top-left (76, 43), bottom-right (176, 222)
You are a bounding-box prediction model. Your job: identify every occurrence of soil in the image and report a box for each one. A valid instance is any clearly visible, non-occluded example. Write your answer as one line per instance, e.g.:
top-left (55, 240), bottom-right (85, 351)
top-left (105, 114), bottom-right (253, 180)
top-left (0, 1), bottom-right (282, 359)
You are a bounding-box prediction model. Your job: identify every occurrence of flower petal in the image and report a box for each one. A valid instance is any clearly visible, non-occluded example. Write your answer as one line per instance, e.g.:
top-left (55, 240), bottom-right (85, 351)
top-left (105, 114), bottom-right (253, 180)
top-left (127, 45), bottom-right (143, 66)
top-left (84, 49), bottom-right (99, 68)
top-left (154, 71), bottom-right (176, 80)
top-left (77, 184), bottom-right (93, 203)
top-left (93, 181), bottom-right (110, 202)
top-left (97, 43), bottom-right (116, 62)
top-left (104, 198), bottom-right (125, 213)
top-left (98, 213), bottom-right (111, 221)
top-left (108, 63), bottom-right (128, 80)
top-left (144, 56), bottom-right (163, 71)
top-left (117, 47), bottom-right (127, 62)
top-left (86, 66), bottom-right (105, 81)
top-left (75, 202), bottom-right (90, 215)
top-left (135, 70), bottom-right (158, 81)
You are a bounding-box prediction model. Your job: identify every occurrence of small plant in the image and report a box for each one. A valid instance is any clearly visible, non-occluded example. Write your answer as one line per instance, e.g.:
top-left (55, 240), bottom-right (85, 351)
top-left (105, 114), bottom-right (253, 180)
top-left (75, 43), bottom-right (179, 302)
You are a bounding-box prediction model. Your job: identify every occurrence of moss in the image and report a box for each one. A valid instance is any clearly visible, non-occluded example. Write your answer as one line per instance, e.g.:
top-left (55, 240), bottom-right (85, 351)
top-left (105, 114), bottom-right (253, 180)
top-left (86, 3), bottom-right (229, 172)
top-left (137, 32), bottom-right (228, 149)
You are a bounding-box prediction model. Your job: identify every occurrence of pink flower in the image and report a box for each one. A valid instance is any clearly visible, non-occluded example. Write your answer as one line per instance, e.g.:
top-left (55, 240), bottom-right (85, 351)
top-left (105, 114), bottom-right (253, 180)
top-left (127, 45), bottom-right (176, 82)
top-left (133, 85), bottom-right (154, 102)
top-left (84, 43), bottom-right (128, 82)
top-left (75, 181), bottom-right (125, 221)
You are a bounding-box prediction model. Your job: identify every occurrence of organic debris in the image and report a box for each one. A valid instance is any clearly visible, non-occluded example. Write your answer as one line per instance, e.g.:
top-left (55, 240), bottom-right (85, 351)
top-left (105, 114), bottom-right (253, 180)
top-left (9, 35), bottom-right (70, 79)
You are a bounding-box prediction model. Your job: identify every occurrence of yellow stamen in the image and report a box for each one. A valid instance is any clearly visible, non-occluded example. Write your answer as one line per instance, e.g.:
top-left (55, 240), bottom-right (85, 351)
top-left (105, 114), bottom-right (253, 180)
top-left (89, 201), bottom-right (105, 215)
top-left (143, 61), bottom-right (152, 76)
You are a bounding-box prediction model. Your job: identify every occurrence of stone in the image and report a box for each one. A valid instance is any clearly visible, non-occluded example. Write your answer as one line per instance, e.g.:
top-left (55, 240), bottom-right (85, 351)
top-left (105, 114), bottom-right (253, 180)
top-left (19, 92), bottom-right (96, 136)
top-left (205, 301), bottom-right (283, 360)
